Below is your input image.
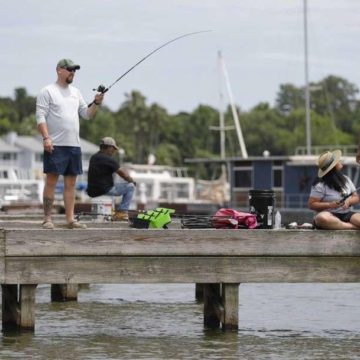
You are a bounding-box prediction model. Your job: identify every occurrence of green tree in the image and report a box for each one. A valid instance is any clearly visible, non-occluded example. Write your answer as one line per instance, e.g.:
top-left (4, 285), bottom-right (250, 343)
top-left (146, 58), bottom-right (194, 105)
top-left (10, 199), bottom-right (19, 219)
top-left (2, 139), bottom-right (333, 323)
top-left (14, 88), bottom-right (36, 123)
top-left (309, 75), bottom-right (359, 133)
top-left (147, 103), bottom-right (169, 153)
top-left (275, 84), bottom-right (304, 115)
top-left (241, 103), bottom-right (290, 155)
top-left (80, 106), bottom-right (116, 137)
top-left (0, 100), bottom-right (15, 134)
top-left (120, 91), bottom-right (149, 163)
top-left (1, 74), bottom-right (360, 173)
top-left (169, 105), bottom-right (219, 160)
top-left (155, 143), bottom-right (182, 166)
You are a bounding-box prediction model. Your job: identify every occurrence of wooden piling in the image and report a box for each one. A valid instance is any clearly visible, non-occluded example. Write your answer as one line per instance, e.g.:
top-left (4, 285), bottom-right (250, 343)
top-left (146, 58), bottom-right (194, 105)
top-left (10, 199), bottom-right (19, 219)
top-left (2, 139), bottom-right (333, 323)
top-left (2, 284), bottom-right (19, 331)
top-left (51, 284), bottom-right (78, 302)
top-left (222, 283), bottom-right (239, 331)
top-left (19, 284), bottom-right (37, 330)
top-left (203, 283), bottom-right (222, 328)
top-left (195, 283), bottom-right (203, 302)
top-left (78, 283), bottom-right (90, 290)
top-left (2, 284), bottom-right (37, 331)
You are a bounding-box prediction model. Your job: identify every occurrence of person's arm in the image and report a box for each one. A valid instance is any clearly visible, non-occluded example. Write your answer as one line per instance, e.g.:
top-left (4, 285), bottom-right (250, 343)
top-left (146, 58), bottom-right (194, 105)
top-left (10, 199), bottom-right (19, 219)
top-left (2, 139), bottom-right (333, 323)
top-left (340, 192), bottom-right (360, 210)
top-left (78, 91), bottom-right (105, 119)
top-left (116, 168), bottom-right (136, 185)
top-left (37, 123), bottom-right (54, 153)
top-left (86, 93), bottom-right (104, 118)
top-left (308, 196), bottom-right (339, 211)
top-left (36, 89), bottom-right (53, 153)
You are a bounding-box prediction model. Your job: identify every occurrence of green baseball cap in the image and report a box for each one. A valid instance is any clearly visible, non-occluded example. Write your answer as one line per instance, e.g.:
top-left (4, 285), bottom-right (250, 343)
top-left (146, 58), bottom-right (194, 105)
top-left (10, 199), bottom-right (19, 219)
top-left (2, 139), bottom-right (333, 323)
top-left (57, 58), bottom-right (80, 70)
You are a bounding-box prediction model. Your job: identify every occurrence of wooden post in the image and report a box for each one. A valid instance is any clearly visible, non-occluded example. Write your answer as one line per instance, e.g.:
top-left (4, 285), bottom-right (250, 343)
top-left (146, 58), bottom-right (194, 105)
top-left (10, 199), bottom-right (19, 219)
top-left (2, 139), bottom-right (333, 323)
top-left (78, 283), bottom-right (90, 290)
top-left (51, 284), bottom-right (78, 302)
top-left (2, 284), bottom-right (19, 331)
top-left (2, 284), bottom-right (37, 332)
top-left (222, 283), bottom-right (239, 331)
top-left (19, 284), bottom-right (37, 330)
top-left (203, 283), bottom-right (222, 329)
top-left (195, 283), bottom-right (204, 302)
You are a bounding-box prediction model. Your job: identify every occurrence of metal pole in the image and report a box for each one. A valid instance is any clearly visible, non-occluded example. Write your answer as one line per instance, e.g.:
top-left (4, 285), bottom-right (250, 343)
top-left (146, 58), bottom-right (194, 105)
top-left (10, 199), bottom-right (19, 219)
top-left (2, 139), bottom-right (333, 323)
top-left (304, 0), bottom-right (311, 155)
top-left (218, 51), bottom-right (226, 161)
top-left (218, 51), bottom-right (227, 179)
top-left (220, 54), bottom-right (248, 158)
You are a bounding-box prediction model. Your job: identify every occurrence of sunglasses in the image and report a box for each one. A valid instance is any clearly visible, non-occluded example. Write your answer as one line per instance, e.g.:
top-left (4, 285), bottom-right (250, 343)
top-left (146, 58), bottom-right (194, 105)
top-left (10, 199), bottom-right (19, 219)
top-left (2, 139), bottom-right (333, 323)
top-left (64, 67), bottom-right (76, 73)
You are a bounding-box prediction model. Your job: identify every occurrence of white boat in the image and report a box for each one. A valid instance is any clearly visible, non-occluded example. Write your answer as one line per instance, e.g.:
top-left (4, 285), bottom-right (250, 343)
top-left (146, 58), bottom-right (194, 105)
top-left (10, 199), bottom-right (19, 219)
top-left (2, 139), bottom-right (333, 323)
top-left (125, 163), bottom-right (222, 213)
top-left (125, 164), bottom-right (197, 208)
top-left (0, 167), bottom-right (44, 207)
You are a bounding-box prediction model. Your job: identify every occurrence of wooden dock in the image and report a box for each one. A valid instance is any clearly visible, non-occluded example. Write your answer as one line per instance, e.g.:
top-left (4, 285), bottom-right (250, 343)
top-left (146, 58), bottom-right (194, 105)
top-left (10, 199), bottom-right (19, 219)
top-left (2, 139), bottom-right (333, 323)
top-left (0, 223), bottom-right (359, 332)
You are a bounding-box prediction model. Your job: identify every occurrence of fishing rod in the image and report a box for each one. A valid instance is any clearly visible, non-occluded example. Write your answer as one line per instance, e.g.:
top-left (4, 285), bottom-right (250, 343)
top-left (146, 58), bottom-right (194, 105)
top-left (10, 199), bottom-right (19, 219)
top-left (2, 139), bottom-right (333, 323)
top-left (339, 186), bottom-right (360, 205)
top-left (88, 30), bottom-right (211, 107)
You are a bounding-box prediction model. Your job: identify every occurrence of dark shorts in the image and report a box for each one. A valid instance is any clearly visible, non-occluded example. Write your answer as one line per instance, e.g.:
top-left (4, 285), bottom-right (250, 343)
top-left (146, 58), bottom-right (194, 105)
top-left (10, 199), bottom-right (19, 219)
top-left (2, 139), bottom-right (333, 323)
top-left (44, 146), bottom-right (83, 176)
top-left (314, 211), bottom-right (356, 229)
top-left (331, 211), bottom-right (356, 222)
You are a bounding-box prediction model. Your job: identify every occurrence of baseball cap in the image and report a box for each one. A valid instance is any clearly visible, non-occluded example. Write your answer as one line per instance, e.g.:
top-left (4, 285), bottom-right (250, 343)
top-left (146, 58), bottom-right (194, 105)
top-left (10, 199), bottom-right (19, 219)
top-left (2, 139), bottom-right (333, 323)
top-left (57, 59), bottom-right (81, 70)
top-left (100, 137), bottom-right (119, 150)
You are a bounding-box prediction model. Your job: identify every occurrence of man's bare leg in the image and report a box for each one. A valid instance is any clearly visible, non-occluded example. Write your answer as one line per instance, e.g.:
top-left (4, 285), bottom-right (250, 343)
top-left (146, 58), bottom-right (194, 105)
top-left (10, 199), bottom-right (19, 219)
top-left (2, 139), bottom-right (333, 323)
top-left (63, 175), bottom-right (77, 224)
top-left (43, 173), bottom-right (59, 222)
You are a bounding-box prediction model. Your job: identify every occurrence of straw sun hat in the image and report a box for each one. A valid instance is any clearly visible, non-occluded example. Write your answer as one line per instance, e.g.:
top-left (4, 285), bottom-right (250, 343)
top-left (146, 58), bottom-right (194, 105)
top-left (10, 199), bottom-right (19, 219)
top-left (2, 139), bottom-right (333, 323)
top-left (317, 149), bottom-right (342, 178)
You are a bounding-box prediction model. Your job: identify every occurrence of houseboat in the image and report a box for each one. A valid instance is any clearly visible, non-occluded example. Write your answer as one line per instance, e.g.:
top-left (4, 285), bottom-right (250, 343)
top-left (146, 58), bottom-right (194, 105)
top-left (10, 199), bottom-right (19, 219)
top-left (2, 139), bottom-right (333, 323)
top-left (185, 145), bottom-right (360, 210)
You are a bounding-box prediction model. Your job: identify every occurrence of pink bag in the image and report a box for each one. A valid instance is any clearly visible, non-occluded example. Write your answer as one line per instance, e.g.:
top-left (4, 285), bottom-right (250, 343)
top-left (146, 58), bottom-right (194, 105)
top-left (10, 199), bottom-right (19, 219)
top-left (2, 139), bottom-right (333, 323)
top-left (213, 208), bottom-right (257, 229)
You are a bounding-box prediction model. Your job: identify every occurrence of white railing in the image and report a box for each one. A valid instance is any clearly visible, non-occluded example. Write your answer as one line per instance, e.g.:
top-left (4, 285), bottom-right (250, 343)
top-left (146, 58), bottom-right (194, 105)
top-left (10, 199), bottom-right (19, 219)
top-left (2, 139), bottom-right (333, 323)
top-left (295, 145), bottom-right (358, 156)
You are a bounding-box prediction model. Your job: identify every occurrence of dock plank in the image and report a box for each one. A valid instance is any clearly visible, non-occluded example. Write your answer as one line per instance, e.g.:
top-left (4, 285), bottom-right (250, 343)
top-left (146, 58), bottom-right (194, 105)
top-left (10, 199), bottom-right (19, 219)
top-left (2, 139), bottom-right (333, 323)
top-left (5, 256), bottom-right (360, 284)
top-left (4, 229), bottom-right (360, 257)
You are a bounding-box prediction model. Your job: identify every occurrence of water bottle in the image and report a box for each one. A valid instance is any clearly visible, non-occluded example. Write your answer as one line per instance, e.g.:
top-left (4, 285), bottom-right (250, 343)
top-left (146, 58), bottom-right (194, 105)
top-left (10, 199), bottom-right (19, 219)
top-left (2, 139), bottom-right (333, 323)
top-left (274, 211), bottom-right (281, 229)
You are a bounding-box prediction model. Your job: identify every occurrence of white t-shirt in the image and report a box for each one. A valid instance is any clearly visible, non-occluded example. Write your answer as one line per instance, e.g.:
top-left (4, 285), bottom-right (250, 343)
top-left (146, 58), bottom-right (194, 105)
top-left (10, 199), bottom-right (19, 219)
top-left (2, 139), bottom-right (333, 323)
top-left (309, 175), bottom-right (356, 214)
top-left (36, 82), bottom-right (89, 147)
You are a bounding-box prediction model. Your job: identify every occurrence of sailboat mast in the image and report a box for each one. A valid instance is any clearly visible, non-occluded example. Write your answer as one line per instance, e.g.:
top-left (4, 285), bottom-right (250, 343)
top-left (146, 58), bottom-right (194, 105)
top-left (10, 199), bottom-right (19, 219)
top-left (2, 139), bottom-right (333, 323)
top-left (304, 0), bottom-right (311, 155)
top-left (217, 51), bottom-right (226, 160)
top-left (218, 52), bottom-right (248, 158)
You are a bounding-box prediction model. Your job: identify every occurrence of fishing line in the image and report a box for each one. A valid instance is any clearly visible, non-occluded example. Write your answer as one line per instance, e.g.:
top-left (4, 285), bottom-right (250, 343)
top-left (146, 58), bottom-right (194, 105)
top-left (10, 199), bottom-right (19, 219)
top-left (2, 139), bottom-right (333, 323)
top-left (88, 30), bottom-right (211, 107)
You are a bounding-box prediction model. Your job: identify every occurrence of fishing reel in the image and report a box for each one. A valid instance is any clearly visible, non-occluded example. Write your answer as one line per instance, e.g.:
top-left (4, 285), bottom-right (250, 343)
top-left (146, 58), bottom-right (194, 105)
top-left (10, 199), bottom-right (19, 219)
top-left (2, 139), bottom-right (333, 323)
top-left (92, 84), bottom-right (107, 93)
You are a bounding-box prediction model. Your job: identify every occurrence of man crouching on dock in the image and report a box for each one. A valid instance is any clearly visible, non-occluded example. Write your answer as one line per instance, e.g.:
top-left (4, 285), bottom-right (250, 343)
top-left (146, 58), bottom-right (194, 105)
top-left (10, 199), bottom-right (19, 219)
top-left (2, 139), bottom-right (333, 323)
top-left (87, 137), bottom-right (136, 221)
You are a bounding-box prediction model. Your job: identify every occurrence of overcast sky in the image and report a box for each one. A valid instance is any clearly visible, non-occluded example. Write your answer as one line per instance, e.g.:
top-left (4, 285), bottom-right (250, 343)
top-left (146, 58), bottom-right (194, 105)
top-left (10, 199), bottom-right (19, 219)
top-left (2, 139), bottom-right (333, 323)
top-left (1, 0), bottom-right (359, 114)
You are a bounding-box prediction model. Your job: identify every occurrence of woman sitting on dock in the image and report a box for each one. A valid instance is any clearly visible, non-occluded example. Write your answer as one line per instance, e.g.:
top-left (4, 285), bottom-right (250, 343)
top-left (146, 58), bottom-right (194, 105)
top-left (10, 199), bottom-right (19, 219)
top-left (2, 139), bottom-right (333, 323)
top-left (308, 149), bottom-right (360, 229)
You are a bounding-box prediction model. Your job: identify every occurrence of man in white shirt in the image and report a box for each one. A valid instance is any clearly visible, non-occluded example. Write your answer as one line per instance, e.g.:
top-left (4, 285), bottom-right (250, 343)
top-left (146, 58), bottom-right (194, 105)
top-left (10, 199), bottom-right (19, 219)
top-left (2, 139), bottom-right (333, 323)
top-left (36, 58), bottom-right (104, 229)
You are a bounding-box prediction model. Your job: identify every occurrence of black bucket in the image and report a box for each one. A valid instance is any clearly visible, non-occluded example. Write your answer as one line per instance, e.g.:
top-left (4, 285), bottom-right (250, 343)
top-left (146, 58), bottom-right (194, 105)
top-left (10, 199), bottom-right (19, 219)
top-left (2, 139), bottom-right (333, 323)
top-left (249, 189), bottom-right (275, 229)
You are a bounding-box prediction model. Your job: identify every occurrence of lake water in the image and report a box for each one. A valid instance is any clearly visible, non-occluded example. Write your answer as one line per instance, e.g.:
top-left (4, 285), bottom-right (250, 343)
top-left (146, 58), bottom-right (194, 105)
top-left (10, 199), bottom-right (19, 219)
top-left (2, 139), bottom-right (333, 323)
top-left (1, 283), bottom-right (359, 359)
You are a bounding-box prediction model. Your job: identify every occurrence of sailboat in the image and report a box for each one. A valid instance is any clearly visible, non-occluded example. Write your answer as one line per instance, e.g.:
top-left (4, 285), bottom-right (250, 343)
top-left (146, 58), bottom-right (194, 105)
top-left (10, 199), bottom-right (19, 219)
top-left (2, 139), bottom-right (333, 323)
top-left (213, 50), bottom-right (248, 160)
top-left (196, 51), bottom-right (248, 206)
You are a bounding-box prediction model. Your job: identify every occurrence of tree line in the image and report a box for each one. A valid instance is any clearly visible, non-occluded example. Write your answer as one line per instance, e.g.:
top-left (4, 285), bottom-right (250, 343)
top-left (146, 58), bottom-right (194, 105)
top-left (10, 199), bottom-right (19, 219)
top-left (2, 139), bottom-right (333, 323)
top-left (1, 75), bottom-right (359, 177)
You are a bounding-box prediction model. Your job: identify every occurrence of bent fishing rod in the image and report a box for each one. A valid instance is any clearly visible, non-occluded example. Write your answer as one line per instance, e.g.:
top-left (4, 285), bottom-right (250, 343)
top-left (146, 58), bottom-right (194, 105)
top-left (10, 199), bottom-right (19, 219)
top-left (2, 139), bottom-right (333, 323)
top-left (339, 186), bottom-right (360, 204)
top-left (88, 30), bottom-right (211, 107)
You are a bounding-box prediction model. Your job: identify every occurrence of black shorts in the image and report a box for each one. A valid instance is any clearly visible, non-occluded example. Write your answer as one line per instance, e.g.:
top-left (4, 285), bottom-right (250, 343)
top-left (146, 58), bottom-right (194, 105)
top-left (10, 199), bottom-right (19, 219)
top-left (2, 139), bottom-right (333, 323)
top-left (314, 211), bottom-right (356, 229)
top-left (43, 146), bottom-right (83, 176)
top-left (332, 211), bottom-right (356, 222)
